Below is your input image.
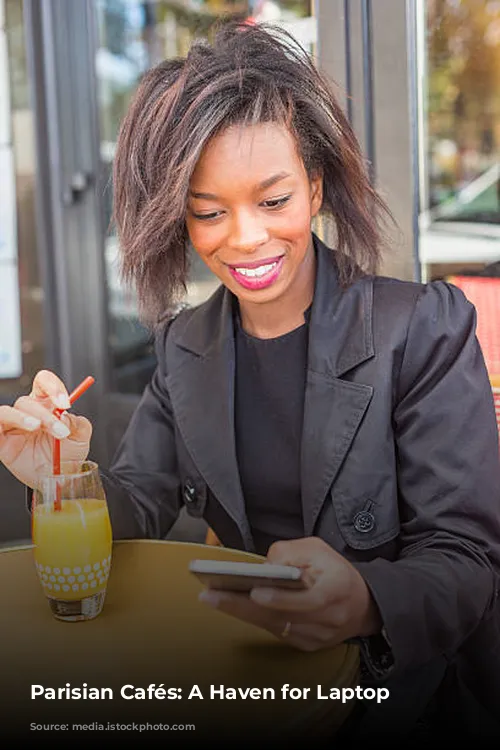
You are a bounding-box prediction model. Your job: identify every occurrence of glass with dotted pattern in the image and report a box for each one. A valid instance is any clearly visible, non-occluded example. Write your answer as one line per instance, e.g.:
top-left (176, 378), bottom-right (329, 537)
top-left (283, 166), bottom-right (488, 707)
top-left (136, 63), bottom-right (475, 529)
top-left (32, 461), bottom-right (112, 621)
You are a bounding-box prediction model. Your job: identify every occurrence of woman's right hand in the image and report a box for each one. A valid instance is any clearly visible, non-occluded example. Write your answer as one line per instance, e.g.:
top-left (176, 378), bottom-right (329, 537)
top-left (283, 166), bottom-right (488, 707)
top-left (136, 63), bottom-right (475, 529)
top-left (0, 370), bottom-right (92, 489)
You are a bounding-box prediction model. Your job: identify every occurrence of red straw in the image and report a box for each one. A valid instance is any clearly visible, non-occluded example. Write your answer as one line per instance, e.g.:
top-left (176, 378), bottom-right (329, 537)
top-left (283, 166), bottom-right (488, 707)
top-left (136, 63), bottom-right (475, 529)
top-left (67, 377), bottom-right (96, 410)
top-left (52, 376), bottom-right (95, 511)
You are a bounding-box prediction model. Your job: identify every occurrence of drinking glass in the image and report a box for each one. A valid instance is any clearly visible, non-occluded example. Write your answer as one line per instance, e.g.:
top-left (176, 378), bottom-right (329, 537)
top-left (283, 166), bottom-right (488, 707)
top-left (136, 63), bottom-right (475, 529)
top-left (32, 461), bottom-right (112, 622)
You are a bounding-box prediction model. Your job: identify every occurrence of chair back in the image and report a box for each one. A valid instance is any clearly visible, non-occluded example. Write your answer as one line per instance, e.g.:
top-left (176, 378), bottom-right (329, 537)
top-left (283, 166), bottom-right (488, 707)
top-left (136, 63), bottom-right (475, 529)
top-left (448, 276), bottom-right (500, 443)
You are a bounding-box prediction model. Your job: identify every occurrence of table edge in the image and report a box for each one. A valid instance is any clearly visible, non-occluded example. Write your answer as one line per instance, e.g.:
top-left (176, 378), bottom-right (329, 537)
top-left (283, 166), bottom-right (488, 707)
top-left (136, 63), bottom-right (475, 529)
top-left (0, 538), bottom-right (265, 558)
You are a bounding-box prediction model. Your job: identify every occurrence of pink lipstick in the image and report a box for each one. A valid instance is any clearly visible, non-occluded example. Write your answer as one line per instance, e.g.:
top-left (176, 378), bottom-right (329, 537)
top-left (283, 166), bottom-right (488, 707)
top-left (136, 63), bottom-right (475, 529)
top-left (228, 255), bottom-right (284, 290)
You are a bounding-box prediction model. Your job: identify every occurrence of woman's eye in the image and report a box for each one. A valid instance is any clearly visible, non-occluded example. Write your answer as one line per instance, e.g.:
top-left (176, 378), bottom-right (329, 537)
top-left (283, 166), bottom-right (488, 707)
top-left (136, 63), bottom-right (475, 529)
top-left (191, 210), bottom-right (223, 221)
top-left (262, 195), bottom-right (292, 209)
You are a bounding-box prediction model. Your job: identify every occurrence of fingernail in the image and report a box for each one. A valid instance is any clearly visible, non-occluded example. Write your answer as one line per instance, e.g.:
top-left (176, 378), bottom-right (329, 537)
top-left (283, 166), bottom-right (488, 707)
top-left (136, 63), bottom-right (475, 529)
top-left (54, 393), bottom-right (71, 410)
top-left (198, 590), bottom-right (221, 608)
top-left (52, 421), bottom-right (70, 439)
top-left (250, 588), bottom-right (273, 604)
top-left (24, 416), bottom-right (41, 431)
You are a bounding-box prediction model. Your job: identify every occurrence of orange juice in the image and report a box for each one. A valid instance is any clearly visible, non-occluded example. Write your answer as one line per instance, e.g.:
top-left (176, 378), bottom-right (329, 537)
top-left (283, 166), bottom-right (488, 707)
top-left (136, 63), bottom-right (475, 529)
top-left (33, 499), bottom-right (112, 610)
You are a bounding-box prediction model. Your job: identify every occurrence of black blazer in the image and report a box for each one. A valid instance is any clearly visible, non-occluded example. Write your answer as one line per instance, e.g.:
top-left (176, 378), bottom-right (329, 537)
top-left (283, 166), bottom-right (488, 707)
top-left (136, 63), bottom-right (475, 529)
top-left (103, 236), bottom-right (500, 735)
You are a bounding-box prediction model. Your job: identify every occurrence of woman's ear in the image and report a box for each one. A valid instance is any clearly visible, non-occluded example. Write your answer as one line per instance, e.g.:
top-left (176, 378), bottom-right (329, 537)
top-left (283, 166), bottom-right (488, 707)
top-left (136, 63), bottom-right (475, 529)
top-left (310, 172), bottom-right (323, 217)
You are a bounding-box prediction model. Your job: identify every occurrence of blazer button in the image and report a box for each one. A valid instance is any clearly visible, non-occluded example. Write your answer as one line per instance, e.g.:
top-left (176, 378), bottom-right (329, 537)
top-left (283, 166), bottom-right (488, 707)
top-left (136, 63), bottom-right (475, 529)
top-left (184, 480), bottom-right (196, 504)
top-left (353, 510), bottom-right (375, 533)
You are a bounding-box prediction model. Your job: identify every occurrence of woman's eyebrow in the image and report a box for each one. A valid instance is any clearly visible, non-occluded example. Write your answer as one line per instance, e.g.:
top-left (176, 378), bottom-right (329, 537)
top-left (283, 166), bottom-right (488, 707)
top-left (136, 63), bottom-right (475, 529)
top-left (189, 172), bottom-right (292, 201)
top-left (189, 189), bottom-right (219, 200)
top-left (258, 171), bottom-right (292, 190)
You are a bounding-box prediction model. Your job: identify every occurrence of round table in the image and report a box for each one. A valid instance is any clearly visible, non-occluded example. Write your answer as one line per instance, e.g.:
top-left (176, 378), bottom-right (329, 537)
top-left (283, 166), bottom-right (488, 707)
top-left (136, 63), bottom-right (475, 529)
top-left (0, 540), bottom-right (359, 739)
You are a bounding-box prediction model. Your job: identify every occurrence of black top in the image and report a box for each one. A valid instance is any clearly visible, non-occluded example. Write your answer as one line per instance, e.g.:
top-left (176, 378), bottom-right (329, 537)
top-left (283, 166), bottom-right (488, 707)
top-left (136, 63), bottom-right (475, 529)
top-left (234, 307), bottom-right (309, 556)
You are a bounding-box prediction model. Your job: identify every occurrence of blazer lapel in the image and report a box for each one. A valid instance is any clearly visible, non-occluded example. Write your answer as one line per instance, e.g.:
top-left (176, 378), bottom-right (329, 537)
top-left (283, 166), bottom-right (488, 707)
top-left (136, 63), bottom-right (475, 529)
top-left (167, 237), bottom-right (375, 546)
top-left (166, 288), bottom-right (254, 551)
top-left (301, 240), bottom-right (374, 536)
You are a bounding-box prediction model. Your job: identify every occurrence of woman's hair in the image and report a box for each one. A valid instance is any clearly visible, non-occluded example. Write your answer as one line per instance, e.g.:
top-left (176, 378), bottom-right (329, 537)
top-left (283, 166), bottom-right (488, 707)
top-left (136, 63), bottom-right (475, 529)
top-left (113, 21), bottom-right (392, 325)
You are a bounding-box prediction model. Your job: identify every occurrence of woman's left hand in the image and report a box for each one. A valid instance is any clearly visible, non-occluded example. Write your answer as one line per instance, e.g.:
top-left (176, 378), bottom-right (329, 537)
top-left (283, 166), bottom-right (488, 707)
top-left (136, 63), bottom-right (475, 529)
top-left (198, 537), bottom-right (382, 651)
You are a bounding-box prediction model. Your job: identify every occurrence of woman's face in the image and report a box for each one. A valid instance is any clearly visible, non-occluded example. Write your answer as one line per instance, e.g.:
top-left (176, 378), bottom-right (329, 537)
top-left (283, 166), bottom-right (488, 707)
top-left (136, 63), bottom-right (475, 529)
top-left (186, 122), bottom-right (323, 310)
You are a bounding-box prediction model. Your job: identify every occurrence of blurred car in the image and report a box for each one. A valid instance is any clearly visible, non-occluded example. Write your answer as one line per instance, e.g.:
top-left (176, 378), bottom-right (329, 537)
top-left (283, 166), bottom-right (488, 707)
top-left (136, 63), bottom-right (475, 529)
top-left (420, 163), bottom-right (500, 269)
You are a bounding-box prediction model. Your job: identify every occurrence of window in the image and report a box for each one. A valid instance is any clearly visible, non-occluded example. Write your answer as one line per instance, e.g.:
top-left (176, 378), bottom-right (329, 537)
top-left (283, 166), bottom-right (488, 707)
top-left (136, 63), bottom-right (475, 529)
top-left (420, 0), bottom-right (500, 272)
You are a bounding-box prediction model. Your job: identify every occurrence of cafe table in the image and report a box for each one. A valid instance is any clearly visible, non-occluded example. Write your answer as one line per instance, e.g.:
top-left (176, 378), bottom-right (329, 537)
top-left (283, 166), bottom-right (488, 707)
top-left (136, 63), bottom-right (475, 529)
top-left (0, 540), bottom-right (359, 740)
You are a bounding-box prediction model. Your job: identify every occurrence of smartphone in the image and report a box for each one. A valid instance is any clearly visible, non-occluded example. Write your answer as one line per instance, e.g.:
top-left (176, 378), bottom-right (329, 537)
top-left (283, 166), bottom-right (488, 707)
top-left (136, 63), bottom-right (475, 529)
top-left (189, 559), bottom-right (310, 592)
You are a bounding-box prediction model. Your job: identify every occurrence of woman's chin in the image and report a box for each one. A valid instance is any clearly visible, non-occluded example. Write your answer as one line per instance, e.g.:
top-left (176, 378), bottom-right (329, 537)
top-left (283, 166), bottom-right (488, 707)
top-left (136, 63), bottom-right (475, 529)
top-left (231, 281), bottom-right (286, 306)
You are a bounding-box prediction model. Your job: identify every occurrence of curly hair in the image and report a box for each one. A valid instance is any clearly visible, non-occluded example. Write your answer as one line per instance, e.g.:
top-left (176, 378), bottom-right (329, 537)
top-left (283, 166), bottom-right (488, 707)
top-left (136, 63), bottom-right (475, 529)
top-left (113, 21), bottom-right (392, 325)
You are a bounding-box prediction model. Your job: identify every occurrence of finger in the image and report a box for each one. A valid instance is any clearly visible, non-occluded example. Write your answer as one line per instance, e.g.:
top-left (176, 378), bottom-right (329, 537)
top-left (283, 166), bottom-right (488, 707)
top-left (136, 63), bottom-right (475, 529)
top-left (0, 404), bottom-right (42, 433)
top-left (198, 590), bottom-right (281, 632)
top-left (31, 370), bottom-right (71, 410)
top-left (267, 537), bottom-right (330, 568)
top-left (59, 413), bottom-right (92, 444)
top-left (249, 584), bottom-right (330, 612)
top-left (14, 397), bottom-right (71, 439)
top-left (198, 590), bottom-right (340, 649)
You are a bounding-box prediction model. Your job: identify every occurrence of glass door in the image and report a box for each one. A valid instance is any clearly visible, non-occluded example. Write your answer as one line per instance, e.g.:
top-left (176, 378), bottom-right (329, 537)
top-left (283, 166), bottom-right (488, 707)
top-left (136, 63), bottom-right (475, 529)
top-left (1, 0), bottom-right (46, 399)
top-left (0, 0), bottom-right (49, 543)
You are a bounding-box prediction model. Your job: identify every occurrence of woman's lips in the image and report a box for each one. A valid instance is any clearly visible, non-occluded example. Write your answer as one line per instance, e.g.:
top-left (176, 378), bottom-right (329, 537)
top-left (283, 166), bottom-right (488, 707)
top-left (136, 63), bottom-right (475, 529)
top-left (228, 256), bottom-right (285, 290)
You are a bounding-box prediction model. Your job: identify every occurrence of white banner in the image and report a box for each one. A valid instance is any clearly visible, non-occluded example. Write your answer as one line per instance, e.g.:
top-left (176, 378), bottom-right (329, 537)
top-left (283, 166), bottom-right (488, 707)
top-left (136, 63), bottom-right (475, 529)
top-left (0, 29), bottom-right (9, 146)
top-left (0, 44), bottom-right (22, 378)
top-left (0, 262), bottom-right (22, 378)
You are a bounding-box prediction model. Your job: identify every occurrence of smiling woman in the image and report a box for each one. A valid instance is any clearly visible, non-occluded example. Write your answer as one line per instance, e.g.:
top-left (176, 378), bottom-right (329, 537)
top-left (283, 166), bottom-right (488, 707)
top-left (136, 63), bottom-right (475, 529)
top-left (2, 19), bottom-right (500, 745)
top-left (185, 123), bottom-right (322, 337)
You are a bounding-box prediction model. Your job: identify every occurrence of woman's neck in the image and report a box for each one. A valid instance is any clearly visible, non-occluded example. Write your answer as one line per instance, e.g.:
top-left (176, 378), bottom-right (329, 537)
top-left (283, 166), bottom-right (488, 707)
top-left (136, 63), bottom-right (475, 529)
top-left (238, 250), bottom-right (315, 339)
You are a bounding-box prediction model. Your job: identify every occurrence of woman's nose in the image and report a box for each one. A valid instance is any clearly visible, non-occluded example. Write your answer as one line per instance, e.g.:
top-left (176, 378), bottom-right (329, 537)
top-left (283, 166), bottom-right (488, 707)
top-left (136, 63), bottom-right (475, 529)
top-left (228, 210), bottom-right (269, 253)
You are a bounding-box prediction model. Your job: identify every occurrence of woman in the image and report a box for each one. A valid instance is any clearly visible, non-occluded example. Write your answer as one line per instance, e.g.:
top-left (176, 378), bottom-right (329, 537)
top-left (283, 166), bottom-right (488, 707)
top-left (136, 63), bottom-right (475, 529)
top-left (1, 22), bottom-right (499, 741)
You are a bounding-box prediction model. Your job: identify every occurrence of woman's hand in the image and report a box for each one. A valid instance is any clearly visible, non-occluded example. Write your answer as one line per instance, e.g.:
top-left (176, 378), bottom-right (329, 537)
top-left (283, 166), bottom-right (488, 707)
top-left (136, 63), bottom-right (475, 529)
top-left (0, 370), bottom-right (92, 489)
top-left (199, 537), bottom-right (382, 651)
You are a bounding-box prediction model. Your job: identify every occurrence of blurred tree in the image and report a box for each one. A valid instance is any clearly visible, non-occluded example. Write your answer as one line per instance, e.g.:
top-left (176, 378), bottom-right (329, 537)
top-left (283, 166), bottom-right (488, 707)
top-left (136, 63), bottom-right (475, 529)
top-left (427, 0), bottom-right (500, 204)
top-left (101, 0), bottom-right (130, 57)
